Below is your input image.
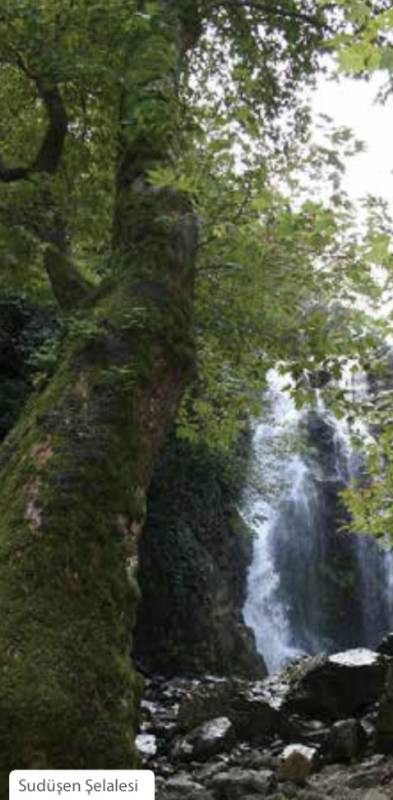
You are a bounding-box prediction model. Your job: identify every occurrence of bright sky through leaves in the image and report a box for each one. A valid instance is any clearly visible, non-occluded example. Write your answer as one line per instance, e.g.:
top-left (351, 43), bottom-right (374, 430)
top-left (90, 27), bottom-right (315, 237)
top-left (313, 73), bottom-right (393, 208)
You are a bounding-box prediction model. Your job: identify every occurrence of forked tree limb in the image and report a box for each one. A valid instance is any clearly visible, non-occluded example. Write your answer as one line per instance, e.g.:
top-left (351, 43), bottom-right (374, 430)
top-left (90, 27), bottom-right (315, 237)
top-left (0, 71), bottom-right (67, 183)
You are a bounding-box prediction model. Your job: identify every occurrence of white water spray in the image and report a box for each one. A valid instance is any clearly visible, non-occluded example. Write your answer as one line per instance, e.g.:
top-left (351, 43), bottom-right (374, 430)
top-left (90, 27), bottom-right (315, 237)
top-left (242, 369), bottom-right (393, 673)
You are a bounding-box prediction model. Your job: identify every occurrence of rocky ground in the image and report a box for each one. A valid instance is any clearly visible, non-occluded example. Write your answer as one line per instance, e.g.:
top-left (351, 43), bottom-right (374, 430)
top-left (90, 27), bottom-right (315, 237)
top-left (135, 643), bottom-right (393, 799)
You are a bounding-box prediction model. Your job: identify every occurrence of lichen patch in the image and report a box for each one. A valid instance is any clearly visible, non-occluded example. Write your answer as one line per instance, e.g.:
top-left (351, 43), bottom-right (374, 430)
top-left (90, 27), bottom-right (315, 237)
top-left (25, 476), bottom-right (42, 533)
top-left (30, 441), bottom-right (54, 469)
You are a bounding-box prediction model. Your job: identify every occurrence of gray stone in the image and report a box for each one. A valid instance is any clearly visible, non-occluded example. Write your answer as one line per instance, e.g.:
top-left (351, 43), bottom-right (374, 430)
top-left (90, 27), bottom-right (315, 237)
top-left (231, 682), bottom-right (293, 743)
top-left (178, 681), bottom-right (234, 732)
top-left (243, 750), bottom-right (278, 770)
top-left (166, 774), bottom-right (206, 796)
top-left (329, 649), bottom-right (379, 668)
top-left (376, 663), bottom-right (393, 754)
top-left (172, 716), bottom-right (235, 762)
top-left (194, 761), bottom-right (229, 785)
top-left (346, 765), bottom-right (389, 789)
top-left (210, 767), bottom-right (275, 799)
top-left (300, 720), bottom-right (331, 751)
top-left (135, 733), bottom-right (157, 758)
top-left (286, 649), bottom-right (388, 721)
top-left (161, 788), bottom-right (214, 800)
top-left (277, 782), bottom-right (299, 798)
top-left (360, 712), bottom-right (377, 747)
top-left (278, 743), bottom-right (318, 784)
top-left (171, 735), bottom-right (194, 762)
top-left (241, 797), bottom-right (275, 800)
top-left (377, 632), bottom-right (393, 657)
top-left (178, 678), bottom-right (292, 745)
top-left (328, 718), bottom-right (362, 762)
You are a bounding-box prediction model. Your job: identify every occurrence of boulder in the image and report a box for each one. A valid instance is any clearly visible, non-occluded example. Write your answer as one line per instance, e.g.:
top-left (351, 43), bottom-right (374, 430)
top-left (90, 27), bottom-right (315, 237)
top-left (377, 632), bottom-right (393, 657)
top-left (278, 744), bottom-right (318, 784)
top-left (135, 733), bottom-right (157, 759)
top-left (328, 718), bottom-right (363, 762)
top-left (210, 767), bottom-right (275, 799)
top-left (178, 680), bottom-right (234, 732)
top-left (173, 717), bottom-right (236, 762)
top-left (361, 792), bottom-right (392, 800)
top-left (165, 773), bottom-right (214, 800)
top-left (230, 681), bottom-right (294, 743)
top-left (285, 649), bottom-right (388, 720)
top-left (178, 678), bottom-right (293, 745)
top-left (376, 663), bottom-right (393, 754)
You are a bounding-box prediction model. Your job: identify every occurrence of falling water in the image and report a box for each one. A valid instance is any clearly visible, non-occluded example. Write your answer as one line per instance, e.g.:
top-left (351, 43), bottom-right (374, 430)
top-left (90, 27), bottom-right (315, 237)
top-left (242, 369), bottom-right (393, 673)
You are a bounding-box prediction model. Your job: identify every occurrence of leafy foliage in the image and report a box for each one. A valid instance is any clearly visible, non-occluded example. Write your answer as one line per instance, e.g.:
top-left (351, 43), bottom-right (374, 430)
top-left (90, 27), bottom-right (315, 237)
top-left (0, 293), bottom-right (59, 439)
top-left (0, 3), bottom-right (391, 469)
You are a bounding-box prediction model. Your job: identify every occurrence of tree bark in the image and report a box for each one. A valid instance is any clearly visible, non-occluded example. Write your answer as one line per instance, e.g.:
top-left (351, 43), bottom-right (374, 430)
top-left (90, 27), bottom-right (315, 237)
top-left (0, 7), bottom-right (197, 789)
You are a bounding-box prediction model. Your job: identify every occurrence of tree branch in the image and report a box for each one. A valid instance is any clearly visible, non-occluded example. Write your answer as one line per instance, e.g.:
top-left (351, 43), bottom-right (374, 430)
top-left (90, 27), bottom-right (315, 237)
top-left (0, 70), bottom-right (68, 183)
top-left (44, 246), bottom-right (94, 311)
top-left (217, 0), bottom-right (333, 32)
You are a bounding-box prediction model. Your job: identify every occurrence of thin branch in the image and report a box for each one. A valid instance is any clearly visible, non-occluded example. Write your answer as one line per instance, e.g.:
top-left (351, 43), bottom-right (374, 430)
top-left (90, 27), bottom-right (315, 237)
top-left (217, 0), bottom-right (334, 33)
top-left (44, 246), bottom-right (94, 311)
top-left (0, 57), bottom-right (68, 183)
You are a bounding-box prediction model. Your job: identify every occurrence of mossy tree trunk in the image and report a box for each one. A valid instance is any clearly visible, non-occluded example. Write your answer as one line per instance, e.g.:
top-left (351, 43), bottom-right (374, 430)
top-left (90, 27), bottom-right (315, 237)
top-left (0, 7), bottom-right (197, 788)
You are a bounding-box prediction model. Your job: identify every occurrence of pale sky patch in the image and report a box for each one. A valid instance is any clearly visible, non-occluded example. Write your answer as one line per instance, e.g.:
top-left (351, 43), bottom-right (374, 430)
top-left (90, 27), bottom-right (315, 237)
top-left (312, 73), bottom-right (393, 207)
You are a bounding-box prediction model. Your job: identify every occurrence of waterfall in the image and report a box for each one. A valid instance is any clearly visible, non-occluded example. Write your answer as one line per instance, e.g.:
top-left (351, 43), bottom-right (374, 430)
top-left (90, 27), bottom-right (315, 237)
top-left (242, 369), bottom-right (393, 673)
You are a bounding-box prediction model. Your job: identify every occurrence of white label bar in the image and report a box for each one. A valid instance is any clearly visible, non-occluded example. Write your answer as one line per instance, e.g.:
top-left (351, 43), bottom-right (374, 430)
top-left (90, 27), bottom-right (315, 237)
top-left (9, 771), bottom-right (155, 800)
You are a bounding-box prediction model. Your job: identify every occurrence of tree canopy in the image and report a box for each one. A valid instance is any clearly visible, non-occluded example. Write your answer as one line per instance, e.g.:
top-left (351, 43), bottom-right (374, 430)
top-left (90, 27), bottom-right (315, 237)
top-left (0, 1), bottom-right (393, 779)
top-left (0, 1), bottom-right (388, 441)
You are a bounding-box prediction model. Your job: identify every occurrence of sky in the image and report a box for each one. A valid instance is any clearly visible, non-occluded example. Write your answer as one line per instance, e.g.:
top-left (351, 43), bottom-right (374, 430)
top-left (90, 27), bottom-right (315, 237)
top-left (312, 72), bottom-right (393, 316)
top-left (312, 72), bottom-right (393, 207)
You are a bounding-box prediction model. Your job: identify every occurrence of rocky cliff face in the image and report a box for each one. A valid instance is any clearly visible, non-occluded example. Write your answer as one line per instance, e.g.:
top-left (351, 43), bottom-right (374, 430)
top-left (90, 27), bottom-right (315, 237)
top-left (134, 435), bottom-right (266, 678)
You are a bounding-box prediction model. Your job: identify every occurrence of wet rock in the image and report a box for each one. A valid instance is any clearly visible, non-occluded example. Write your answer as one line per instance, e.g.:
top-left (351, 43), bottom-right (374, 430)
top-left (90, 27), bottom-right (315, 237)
top-left (295, 718), bottom-right (331, 751)
top-left (173, 717), bottom-right (236, 762)
top-left (135, 733), bottom-right (157, 758)
top-left (140, 698), bottom-right (158, 719)
top-left (360, 711), bottom-right (378, 749)
top-left (377, 632), bottom-right (393, 657)
top-left (210, 767), bottom-right (275, 799)
top-left (241, 749), bottom-right (278, 770)
top-left (303, 755), bottom-right (393, 799)
top-left (345, 762), bottom-right (391, 789)
top-left (230, 681), bottom-right (293, 743)
top-left (164, 773), bottom-right (214, 800)
top-left (285, 649), bottom-right (388, 720)
top-left (278, 743), bottom-right (318, 784)
top-left (178, 678), bottom-right (292, 744)
top-left (178, 680), bottom-right (233, 732)
top-left (137, 670), bottom-right (393, 800)
top-left (194, 761), bottom-right (230, 782)
top-left (171, 736), bottom-right (194, 761)
top-left (376, 663), bottom-right (393, 754)
top-left (277, 782), bottom-right (299, 798)
top-left (328, 719), bottom-right (363, 762)
top-left (166, 774), bottom-right (204, 791)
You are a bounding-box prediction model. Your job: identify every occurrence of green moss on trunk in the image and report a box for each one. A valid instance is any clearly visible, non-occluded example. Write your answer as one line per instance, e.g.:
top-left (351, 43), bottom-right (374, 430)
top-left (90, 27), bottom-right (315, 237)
top-left (0, 11), bottom-right (197, 787)
top-left (0, 271), bottom-right (194, 788)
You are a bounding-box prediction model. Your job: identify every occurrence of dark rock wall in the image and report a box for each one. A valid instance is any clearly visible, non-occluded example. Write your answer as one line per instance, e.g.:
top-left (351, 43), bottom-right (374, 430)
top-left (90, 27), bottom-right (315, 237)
top-left (135, 435), bottom-right (266, 678)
